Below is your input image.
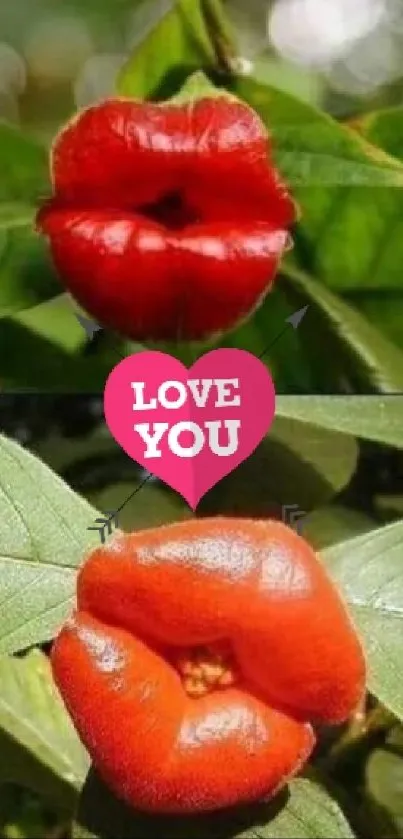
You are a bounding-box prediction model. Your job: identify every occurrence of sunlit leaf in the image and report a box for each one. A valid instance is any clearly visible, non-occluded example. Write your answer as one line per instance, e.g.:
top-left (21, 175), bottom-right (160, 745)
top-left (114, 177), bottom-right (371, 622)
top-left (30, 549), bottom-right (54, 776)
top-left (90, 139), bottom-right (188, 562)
top-left (325, 519), bottom-right (403, 721)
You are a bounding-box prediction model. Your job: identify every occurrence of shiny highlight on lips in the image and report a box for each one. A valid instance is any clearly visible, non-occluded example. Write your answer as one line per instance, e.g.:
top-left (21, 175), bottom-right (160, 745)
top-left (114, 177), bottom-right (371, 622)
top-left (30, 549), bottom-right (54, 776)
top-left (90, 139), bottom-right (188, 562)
top-left (51, 518), bottom-right (366, 815)
top-left (37, 96), bottom-right (296, 341)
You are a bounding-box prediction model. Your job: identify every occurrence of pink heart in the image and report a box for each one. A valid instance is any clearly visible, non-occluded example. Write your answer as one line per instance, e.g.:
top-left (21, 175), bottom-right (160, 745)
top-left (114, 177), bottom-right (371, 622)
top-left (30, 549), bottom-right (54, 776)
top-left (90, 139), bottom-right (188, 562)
top-left (104, 348), bottom-right (276, 510)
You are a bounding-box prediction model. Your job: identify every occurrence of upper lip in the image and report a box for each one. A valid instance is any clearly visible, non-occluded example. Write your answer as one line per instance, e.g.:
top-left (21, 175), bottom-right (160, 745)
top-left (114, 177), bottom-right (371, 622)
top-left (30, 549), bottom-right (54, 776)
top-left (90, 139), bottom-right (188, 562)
top-left (41, 96), bottom-right (296, 230)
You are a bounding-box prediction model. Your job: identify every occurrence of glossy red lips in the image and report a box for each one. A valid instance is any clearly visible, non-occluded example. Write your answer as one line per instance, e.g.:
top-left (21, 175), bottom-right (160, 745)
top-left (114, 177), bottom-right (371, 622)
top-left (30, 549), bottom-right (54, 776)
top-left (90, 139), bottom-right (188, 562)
top-left (51, 518), bottom-right (366, 814)
top-left (37, 96), bottom-right (296, 341)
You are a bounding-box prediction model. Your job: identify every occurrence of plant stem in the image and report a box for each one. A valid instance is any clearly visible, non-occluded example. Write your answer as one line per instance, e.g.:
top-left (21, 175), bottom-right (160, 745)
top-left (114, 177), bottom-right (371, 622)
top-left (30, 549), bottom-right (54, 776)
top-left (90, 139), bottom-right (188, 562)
top-left (323, 704), bottom-right (394, 773)
top-left (201, 0), bottom-right (238, 72)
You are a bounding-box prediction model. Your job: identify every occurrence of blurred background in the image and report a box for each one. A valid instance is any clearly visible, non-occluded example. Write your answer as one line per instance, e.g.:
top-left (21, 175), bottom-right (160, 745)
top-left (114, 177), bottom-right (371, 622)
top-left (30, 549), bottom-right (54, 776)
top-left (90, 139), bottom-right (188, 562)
top-left (1, 0), bottom-right (403, 142)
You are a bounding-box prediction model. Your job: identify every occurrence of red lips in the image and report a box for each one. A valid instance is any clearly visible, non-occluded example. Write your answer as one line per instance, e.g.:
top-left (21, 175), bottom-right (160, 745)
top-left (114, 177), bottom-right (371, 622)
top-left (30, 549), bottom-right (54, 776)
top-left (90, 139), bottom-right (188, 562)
top-left (37, 96), bottom-right (295, 341)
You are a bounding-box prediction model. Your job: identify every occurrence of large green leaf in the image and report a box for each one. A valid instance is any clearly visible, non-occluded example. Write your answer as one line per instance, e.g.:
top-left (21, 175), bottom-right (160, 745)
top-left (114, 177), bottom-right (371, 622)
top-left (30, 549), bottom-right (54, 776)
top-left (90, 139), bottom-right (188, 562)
top-left (0, 432), bottom-right (98, 654)
top-left (324, 519), bottom-right (403, 722)
top-left (276, 396), bottom-right (403, 449)
top-left (228, 76), bottom-right (403, 293)
top-left (341, 107), bottom-right (403, 359)
top-left (0, 650), bottom-right (89, 810)
top-left (74, 772), bottom-right (354, 839)
top-left (118, 0), bottom-right (234, 101)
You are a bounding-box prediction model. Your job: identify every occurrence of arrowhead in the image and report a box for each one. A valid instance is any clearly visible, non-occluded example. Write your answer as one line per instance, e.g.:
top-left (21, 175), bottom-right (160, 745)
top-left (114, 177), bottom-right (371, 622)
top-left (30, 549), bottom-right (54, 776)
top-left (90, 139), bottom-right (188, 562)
top-left (75, 314), bottom-right (102, 340)
top-left (286, 306), bottom-right (309, 330)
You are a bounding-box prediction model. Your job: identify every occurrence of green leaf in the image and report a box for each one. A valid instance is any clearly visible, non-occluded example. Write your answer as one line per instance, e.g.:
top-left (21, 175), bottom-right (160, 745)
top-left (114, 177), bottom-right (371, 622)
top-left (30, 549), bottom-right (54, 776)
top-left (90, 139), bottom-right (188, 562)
top-left (0, 128), bottom-right (58, 319)
top-left (118, 0), bottom-right (235, 101)
top-left (358, 106), bottom-right (403, 164)
top-left (375, 494), bottom-right (403, 520)
top-left (0, 122), bottom-right (49, 206)
top-left (0, 229), bottom-right (59, 318)
top-left (199, 415), bottom-right (358, 517)
top-left (0, 203), bottom-right (39, 230)
top-left (344, 292), bottom-right (403, 354)
top-left (88, 479), bottom-right (191, 533)
top-left (0, 295), bottom-right (144, 390)
top-left (194, 280), bottom-right (365, 395)
top-left (302, 505), bottom-right (375, 550)
top-left (228, 76), bottom-right (403, 292)
top-left (244, 779), bottom-right (354, 839)
top-left (74, 772), bottom-right (354, 839)
top-left (280, 264), bottom-right (403, 392)
top-left (168, 69), bottom-right (233, 104)
top-left (276, 395), bottom-right (403, 449)
top-left (0, 431), bottom-right (98, 654)
top-left (0, 650), bottom-right (89, 809)
top-left (324, 519), bottom-right (403, 721)
top-left (0, 125), bottom-right (56, 318)
top-left (215, 286), bottom-right (320, 393)
top-left (366, 746), bottom-right (403, 836)
top-left (343, 108), bottom-right (403, 361)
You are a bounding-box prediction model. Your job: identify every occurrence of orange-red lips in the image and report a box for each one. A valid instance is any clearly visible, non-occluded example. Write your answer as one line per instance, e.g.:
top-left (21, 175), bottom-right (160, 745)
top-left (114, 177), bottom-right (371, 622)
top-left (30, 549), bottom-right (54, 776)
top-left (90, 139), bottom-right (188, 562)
top-left (51, 518), bottom-right (366, 814)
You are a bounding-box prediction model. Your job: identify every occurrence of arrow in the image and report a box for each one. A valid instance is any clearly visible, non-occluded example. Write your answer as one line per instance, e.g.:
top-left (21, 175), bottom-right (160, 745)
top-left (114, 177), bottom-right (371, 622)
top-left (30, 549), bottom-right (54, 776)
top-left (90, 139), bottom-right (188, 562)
top-left (87, 473), bottom-right (153, 544)
top-left (87, 510), bottom-right (120, 544)
top-left (258, 306), bottom-right (309, 360)
top-left (75, 313), bottom-right (128, 362)
top-left (75, 314), bottom-right (103, 341)
top-left (286, 305), bottom-right (309, 330)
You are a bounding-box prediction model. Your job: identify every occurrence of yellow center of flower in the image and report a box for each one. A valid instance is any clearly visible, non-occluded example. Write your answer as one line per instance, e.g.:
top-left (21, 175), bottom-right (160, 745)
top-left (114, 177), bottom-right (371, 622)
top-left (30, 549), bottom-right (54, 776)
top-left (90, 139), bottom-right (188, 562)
top-left (174, 643), bottom-right (237, 698)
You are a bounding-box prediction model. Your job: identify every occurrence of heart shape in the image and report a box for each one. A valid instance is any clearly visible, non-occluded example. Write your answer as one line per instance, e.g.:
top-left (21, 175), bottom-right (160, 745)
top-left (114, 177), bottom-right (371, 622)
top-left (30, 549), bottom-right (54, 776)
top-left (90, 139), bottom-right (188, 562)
top-left (37, 97), bottom-right (295, 341)
top-left (104, 348), bottom-right (276, 509)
